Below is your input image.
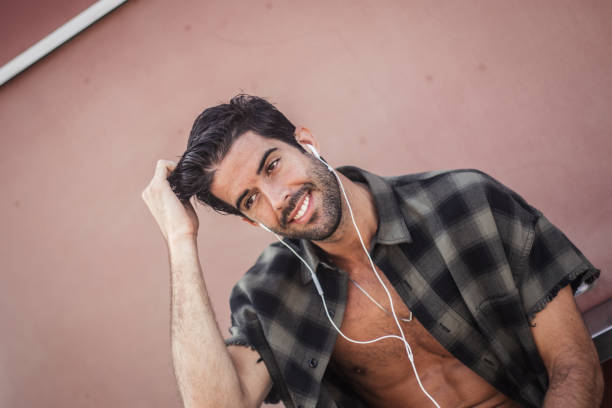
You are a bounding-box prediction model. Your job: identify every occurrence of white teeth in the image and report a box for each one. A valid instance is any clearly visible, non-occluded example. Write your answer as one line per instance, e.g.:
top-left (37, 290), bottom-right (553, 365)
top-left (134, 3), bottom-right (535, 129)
top-left (294, 195), bottom-right (309, 220)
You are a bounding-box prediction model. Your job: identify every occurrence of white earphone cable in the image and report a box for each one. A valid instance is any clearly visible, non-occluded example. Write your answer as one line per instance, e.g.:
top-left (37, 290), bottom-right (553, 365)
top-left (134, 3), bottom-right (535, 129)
top-left (260, 149), bottom-right (440, 408)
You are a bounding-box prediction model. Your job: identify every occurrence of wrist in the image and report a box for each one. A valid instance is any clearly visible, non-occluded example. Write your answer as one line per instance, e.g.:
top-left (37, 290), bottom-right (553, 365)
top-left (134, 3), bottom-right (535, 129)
top-left (167, 233), bottom-right (200, 268)
top-left (167, 232), bottom-right (198, 249)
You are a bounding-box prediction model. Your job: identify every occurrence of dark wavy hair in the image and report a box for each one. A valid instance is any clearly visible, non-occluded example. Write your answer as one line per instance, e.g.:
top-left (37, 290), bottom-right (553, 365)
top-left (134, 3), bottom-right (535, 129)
top-left (168, 94), bottom-right (303, 216)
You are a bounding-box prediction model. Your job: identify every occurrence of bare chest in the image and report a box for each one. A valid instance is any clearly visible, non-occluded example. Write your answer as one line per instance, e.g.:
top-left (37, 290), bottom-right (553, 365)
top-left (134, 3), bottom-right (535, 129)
top-left (331, 269), bottom-right (451, 380)
top-left (330, 268), bottom-right (517, 407)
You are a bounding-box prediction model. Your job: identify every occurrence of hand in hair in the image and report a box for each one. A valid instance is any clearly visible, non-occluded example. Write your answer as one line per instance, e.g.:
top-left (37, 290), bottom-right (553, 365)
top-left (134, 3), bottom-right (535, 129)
top-left (142, 160), bottom-right (200, 243)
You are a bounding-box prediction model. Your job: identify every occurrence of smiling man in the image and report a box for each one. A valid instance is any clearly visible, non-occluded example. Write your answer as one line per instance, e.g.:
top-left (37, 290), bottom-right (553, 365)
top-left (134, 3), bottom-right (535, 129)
top-left (142, 95), bottom-right (603, 408)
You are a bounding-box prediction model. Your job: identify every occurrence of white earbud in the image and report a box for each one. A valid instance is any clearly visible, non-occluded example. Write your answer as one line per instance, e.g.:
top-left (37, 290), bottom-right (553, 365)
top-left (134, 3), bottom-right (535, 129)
top-left (306, 144), bottom-right (320, 158)
top-left (305, 144), bottom-right (333, 172)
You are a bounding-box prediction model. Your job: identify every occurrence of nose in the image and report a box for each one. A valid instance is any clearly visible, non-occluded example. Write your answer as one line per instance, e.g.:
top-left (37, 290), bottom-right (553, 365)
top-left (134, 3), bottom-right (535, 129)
top-left (265, 182), bottom-right (291, 211)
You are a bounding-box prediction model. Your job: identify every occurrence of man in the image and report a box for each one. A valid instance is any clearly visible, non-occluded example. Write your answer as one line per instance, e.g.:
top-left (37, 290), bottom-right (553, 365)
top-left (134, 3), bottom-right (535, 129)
top-left (142, 95), bottom-right (603, 408)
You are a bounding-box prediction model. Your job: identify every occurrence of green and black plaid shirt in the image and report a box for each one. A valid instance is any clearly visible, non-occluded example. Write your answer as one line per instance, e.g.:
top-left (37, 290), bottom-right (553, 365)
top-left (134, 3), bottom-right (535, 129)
top-left (225, 167), bottom-right (599, 408)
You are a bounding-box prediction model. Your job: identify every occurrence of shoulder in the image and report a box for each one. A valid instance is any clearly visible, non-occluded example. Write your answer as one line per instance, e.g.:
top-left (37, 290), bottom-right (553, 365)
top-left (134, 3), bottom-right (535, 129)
top-left (388, 168), bottom-right (540, 224)
top-left (388, 168), bottom-right (497, 190)
top-left (229, 241), bottom-right (304, 310)
top-left (386, 168), bottom-right (499, 206)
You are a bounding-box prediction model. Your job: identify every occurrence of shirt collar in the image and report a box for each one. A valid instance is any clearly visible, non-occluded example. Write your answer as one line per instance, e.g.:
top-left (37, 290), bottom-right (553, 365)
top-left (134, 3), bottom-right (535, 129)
top-left (297, 166), bottom-right (413, 285)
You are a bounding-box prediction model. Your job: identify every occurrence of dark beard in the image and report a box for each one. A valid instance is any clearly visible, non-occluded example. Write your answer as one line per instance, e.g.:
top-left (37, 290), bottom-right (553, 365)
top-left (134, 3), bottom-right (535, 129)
top-left (275, 157), bottom-right (342, 241)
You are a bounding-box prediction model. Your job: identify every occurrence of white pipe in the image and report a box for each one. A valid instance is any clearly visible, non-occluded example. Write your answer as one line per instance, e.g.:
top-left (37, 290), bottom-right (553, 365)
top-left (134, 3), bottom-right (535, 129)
top-left (0, 0), bottom-right (127, 86)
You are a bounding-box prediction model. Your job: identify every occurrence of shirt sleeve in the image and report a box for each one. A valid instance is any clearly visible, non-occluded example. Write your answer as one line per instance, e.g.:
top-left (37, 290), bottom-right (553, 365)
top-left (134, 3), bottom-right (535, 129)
top-left (224, 316), bottom-right (252, 348)
top-left (477, 170), bottom-right (600, 319)
top-left (224, 285), bottom-right (282, 404)
top-left (520, 211), bottom-right (600, 320)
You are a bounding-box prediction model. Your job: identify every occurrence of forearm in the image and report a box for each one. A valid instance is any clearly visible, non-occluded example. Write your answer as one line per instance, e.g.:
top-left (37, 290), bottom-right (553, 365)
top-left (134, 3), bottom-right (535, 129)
top-left (168, 236), bottom-right (249, 408)
top-left (542, 358), bottom-right (604, 408)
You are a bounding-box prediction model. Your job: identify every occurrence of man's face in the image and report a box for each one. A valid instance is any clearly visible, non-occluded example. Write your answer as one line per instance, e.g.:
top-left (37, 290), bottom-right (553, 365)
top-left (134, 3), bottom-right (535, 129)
top-left (210, 131), bottom-right (342, 241)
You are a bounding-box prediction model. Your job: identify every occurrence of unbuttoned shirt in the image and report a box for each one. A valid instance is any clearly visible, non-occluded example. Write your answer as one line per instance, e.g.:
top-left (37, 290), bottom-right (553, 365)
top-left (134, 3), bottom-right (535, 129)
top-left (225, 166), bottom-right (599, 408)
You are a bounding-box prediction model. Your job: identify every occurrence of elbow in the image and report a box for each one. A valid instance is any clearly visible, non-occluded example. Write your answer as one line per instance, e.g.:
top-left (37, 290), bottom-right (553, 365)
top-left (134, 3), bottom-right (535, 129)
top-left (177, 378), bottom-right (254, 408)
top-left (546, 352), bottom-right (604, 406)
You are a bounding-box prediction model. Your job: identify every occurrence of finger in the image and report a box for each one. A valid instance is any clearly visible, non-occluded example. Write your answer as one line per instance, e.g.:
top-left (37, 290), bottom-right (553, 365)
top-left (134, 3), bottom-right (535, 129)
top-left (143, 160), bottom-right (175, 196)
top-left (154, 159), bottom-right (177, 179)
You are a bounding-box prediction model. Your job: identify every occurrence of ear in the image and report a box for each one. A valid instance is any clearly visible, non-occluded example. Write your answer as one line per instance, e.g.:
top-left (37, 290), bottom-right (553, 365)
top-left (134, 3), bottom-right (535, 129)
top-left (294, 126), bottom-right (320, 155)
top-left (241, 216), bottom-right (258, 227)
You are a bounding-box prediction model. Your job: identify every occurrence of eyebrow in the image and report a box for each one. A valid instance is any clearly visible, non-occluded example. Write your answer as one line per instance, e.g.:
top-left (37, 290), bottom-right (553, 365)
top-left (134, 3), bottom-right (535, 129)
top-left (257, 148), bottom-right (278, 175)
top-left (235, 147), bottom-right (278, 210)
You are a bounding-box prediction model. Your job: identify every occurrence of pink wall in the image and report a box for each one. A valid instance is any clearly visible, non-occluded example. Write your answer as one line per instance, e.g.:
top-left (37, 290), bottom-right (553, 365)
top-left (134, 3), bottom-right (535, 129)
top-left (1, 1), bottom-right (610, 407)
top-left (0, 0), bottom-right (98, 66)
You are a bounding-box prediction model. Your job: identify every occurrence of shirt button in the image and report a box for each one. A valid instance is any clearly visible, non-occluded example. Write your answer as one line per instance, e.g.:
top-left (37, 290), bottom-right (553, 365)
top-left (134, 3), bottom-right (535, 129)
top-left (403, 279), bottom-right (413, 291)
top-left (329, 310), bottom-right (335, 318)
top-left (309, 358), bottom-right (318, 368)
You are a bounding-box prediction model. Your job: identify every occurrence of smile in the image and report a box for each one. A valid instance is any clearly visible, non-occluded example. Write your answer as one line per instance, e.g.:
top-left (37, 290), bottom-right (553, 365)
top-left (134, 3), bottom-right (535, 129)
top-left (292, 193), bottom-right (310, 222)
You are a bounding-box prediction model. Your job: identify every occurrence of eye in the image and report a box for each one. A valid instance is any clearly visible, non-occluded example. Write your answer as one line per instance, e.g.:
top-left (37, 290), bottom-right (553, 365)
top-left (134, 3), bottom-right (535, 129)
top-left (244, 192), bottom-right (258, 210)
top-left (266, 158), bottom-right (280, 175)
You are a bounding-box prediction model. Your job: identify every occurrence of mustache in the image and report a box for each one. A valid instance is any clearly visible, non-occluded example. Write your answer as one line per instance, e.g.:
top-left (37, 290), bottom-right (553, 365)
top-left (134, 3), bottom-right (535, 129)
top-left (280, 183), bottom-right (315, 227)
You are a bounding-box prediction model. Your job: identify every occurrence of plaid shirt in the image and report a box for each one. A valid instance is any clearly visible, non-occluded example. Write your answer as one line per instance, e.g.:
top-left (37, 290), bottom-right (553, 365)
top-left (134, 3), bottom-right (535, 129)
top-left (225, 167), bottom-right (599, 408)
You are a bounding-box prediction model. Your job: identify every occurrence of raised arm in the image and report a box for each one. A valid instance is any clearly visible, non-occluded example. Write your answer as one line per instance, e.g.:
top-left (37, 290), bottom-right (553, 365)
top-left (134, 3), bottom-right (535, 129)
top-left (142, 160), bottom-right (272, 408)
